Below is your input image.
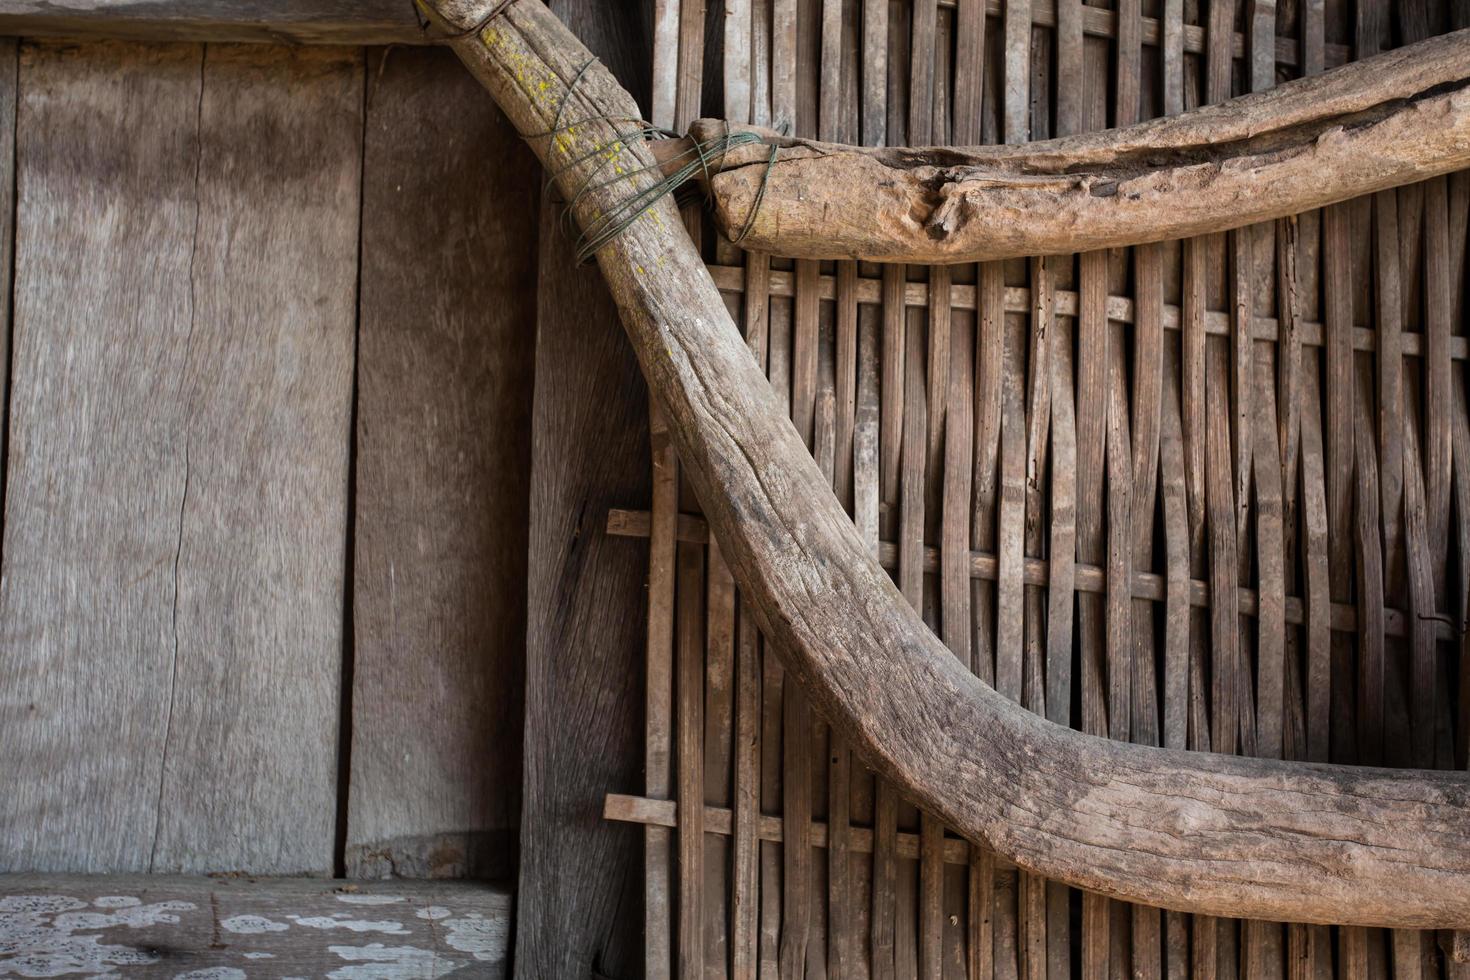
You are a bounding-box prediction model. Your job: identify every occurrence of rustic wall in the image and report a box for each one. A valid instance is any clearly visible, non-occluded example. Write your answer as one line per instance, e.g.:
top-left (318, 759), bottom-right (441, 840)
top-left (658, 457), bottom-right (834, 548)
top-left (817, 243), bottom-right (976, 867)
top-left (0, 38), bottom-right (533, 880)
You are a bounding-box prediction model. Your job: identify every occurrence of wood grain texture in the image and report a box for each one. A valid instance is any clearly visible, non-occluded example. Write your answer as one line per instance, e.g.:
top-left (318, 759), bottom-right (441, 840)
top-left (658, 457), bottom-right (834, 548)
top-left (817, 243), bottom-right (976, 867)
top-left (348, 45), bottom-right (536, 881)
top-left (0, 38), bottom-right (14, 552)
top-left (155, 40), bottom-right (360, 875)
top-left (0, 874), bottom-right (510, 977)
top-left (436, 0), bottom-right (1470, 931)
top-left (511, 2), bottom-right (651, 977)
top-left (0, 40), bottom-right (360, 875)
top-left (680, 31), bottom-right (1470, 262)
top-left (0, 39), bottom-right (202, 876)
top-left (0, 0), bottom-right (429, 45)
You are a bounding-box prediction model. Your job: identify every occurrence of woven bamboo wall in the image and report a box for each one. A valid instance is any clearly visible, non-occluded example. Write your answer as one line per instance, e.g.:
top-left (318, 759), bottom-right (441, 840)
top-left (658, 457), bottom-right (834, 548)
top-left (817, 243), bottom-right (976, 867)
top-left (605, 1), bottom-right (1470, 978)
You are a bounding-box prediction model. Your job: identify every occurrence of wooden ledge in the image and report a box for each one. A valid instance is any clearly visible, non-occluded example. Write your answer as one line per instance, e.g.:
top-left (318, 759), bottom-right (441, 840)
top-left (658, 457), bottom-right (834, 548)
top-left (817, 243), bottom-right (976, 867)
top-left (0, 0), bottom-right (1352, 58)
top-left (0, 2), bottom-right (429, 46)
top-left (0, 874), bottom-right (511, 977)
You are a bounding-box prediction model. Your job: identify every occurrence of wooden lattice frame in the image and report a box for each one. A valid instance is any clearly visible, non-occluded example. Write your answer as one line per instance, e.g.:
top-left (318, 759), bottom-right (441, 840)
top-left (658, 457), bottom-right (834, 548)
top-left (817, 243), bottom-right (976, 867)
top-left (427, 0), bottom-right (1470, 941)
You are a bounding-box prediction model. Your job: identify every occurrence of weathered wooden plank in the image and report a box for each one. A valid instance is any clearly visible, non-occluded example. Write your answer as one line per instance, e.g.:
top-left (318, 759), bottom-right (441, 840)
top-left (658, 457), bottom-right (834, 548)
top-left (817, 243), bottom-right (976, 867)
top-left (1321, 201), bottom-right (1356, 766)
top-left (348, 43), bottom-right (534, 883)
top-left (515, 5), bottom-right (651, 976)
top-left (1298, 359), bottom-right (1331, 766)
top-left (0, 38), bottom-right (14, 557)
top-left (674, 0), bottom-right (704, 132)
top-left (651, 0), bottom-right (679, 129)
top-left (0, 0), bottom-right (425, 44)
top-left (973, 261), bottom-right (1006, 690)
top-left (794, 259), bottom-right (820, 448)
top-left (881, 264), bottom-right (907, 505)
top-left (1075, 250), bottom-right (1109, 743)
top-left (954, 0), bottom-right (985, 144)
top-left (1161, 0), bottom-right (1184, 115)
top-left (1, 42), bottom-right (200, 877)
top-left (861, 0), bottom-right (888, 146)
top-left (1023, 255), bottom-right (1053, 723)
top-left (0, 875), bottom-right (510, 977)
top-left (1253, 351), bottom-right (1286, 761)
top-left (1003, 0), bottom-right (1030, 142)
top-left (1132, 242), bottom-right (1164, 748)
top-left (705, 555), bottom-right (734, 977)
top-left (646, 415), bottom-right (677, 980)
top-left (676, 537), bottom-right (705, 980)
top-left (731, 597), bottom-right (760, 980)
top-left (519, 181), bottom-right (651, 980)
top-left (1045, 327), bottom-right (1076, 731)
top-left (1206, 340), bottom-right (1240, 758)
top-left (1424, 175), bottom-right (1453, 610)
top-left (1106, 337), bottom-right (1134, 744)
top-left (1, 40), bottom-right (359, 876)
top-left (910, 0), bottom-right (937, 147)
top-left (1115, 0), bottom-right (1141, 126)
top-left (156, 39), bottom-right (360, 874)
top-left (996, 319), bottom-right (1027, 704)
top-left (1160, 361), bottom-right (1190, 754)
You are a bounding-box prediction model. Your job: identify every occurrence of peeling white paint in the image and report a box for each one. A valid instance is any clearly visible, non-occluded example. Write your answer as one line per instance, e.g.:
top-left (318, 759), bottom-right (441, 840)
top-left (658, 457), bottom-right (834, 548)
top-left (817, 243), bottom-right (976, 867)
top-left (54, 902), bottom-right (192, 933)
top-left (219, 915), bottom-right (288, 935)
top-left (412, 908), bottom-right (449, 922)
top-left (334, 896), bottom-right (404, 907)
top-left (91, 898), bottom-right (140, 910)
top-left (173, 969), bottom-right (245, 980)
top-left (288, 916), bottom-right (409, 936)
top-left (441, 914), bottom-right (507, 962)
top-left (0, 897), bottom-right (85, 916)
top-left (326, 943), bottom-right (461, 979)
top-left (242, 953), bottom-right (273, 960)
top-left (0, 894), bottom-right (194, 979)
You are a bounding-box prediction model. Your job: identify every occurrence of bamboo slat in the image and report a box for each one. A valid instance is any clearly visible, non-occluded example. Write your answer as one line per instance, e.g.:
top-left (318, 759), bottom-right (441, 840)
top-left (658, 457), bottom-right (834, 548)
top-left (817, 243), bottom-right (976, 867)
top-left (616, 2), bottom-right (1470, 975)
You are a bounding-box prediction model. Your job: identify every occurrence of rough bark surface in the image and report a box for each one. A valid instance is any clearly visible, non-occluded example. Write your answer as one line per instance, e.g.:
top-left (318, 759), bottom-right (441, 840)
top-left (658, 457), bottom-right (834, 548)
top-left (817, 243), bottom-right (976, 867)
top-left (663, 30), bottom-right (1470, 263)
top-left (425, 0), bottom-right (1470, 930)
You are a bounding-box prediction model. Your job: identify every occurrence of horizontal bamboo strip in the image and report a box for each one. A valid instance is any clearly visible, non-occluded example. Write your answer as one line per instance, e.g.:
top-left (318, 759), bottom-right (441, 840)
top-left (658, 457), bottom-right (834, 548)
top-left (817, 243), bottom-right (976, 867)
top-left (605, 793), bottom-right (974, 865)
top-left (936, 0), bottom-right (1349, 68)
top-left (707, 264), bottom-right (1470, 360)
top-left (606, 508), bottom-right (1457, 641)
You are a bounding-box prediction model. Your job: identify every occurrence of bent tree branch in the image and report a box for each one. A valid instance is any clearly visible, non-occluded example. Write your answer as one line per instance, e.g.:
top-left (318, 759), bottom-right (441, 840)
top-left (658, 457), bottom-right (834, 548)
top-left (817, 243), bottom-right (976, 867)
top-left (663, 30), bottom-right (1470, 263)
top-left (424, 0), bottom-right (1470, 929)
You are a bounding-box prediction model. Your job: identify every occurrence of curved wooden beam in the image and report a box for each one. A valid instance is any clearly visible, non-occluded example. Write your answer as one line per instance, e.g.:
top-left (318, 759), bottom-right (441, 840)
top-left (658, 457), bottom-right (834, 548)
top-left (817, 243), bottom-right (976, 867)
top-left (424, 0), bottom-right (1470, 929)
top-left (661, 30), bottom-right (1470, 263)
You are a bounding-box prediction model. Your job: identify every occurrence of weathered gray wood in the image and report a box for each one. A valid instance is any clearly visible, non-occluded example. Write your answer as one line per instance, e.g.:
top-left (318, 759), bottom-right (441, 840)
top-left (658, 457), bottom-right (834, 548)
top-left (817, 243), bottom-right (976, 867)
top-left (0, 0), bottom-right (427, 45)
top-left (348, 44), bottom-right (537, 882)
top-left (513, 1), bottom-right (652, 976)
top-left (153, 43), bottom-right (361, 874)
top-left (0, 38), bottom-right (15, 549)
top-left (0, 40), bottom-right (360, 875)
top-left (433, 0), bottom-right (1470, 930)
top-left (675, 31), bottom-right (1470, 263)
top-left (0, 874), bottom-right (510, 977)
top-left (0, 39), bottom-right (200, 875)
